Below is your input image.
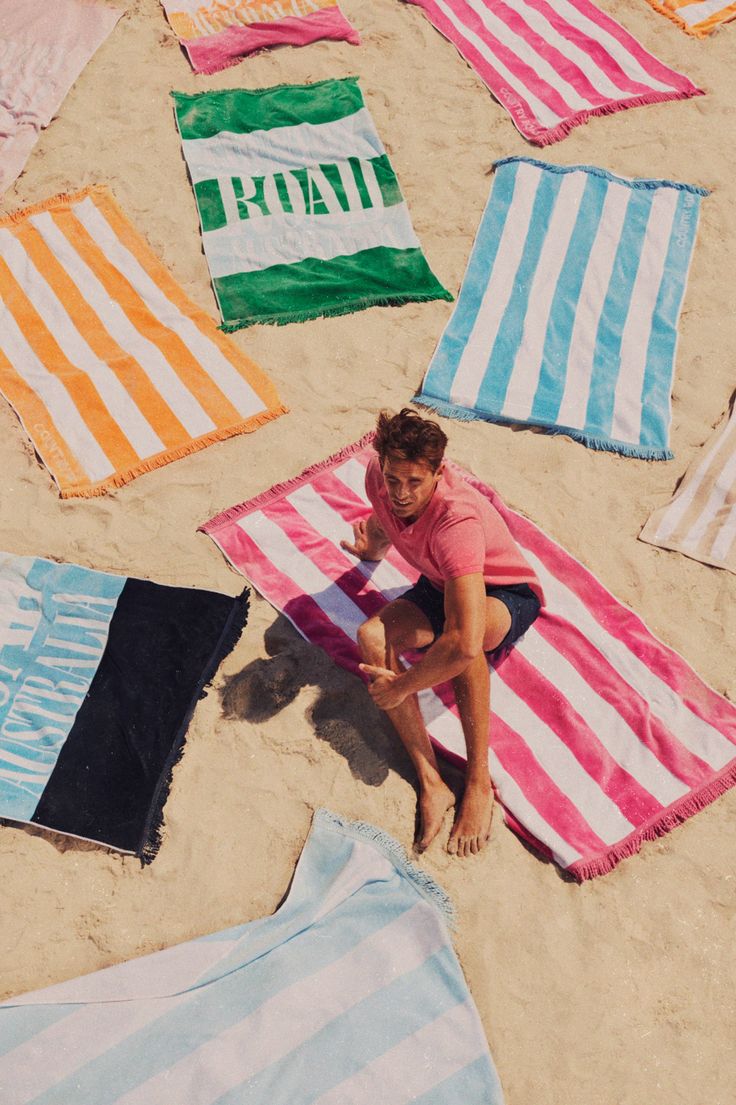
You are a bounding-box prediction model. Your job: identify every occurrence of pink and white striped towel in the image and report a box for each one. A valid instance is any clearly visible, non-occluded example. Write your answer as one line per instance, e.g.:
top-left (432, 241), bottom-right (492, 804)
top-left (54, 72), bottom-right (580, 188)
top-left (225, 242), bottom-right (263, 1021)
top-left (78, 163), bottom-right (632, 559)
top-left (201, 437), bottom-right (736, 880)
top-left (0, 0), bottom-right (122, 196)
top-left (402, 0), bottom-right (703, 145)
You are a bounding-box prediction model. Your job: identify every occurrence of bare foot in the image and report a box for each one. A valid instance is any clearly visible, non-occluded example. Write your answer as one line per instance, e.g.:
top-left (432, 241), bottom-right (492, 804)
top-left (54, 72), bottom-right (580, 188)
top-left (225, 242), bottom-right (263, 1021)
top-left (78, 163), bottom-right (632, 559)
top-left (415, 779), bottom-right (455, 853)
top-left (447, 779), bottom-right (494, 858)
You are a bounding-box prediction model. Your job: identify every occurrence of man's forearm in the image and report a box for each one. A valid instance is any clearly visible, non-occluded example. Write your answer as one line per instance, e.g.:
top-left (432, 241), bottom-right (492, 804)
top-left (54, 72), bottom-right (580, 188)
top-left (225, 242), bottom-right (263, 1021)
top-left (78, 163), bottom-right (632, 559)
top-left (396, 631), bottom-right (476, 696)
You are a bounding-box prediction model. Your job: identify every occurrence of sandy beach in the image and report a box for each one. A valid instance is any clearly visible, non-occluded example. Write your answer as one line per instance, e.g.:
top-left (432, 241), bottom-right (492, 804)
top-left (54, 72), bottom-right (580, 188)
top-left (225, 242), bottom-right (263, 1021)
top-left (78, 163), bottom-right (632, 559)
top-left (0, 0), bottom-right (734, 1101)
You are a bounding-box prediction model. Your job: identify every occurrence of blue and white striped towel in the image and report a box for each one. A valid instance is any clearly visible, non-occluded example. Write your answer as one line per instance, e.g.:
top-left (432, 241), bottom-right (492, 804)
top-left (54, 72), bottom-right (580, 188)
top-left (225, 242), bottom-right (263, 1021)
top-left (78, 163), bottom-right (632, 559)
top-left (416, 158), bottom-right (707, 459)
top-left (0, 809), bottom-right (504, 1105)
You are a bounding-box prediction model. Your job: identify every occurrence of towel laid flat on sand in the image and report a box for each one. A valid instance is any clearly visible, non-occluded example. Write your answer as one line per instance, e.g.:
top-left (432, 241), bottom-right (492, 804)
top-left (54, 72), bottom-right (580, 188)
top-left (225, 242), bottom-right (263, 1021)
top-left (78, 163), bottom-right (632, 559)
top-left (416, 158), bottom-right (706, 460)
top-left (0, 0), bottom-right (122, 196)
top-left (202, 438), bottom-right (736, 880)
top-left (644, 0), bottom-right (736, 35)
top-left (640, 395), bottom-right (736, 572)
top-left (402, 0), bottom-right (703, 145)
top-left (0, 552), bottom-right (248, 859)
top-left (173, 78), bottom-right (452, 329)
top-left (0, 809), bottom-right (505, 1105)
top-left (0, 186), bottom-right (285, 497)
top-left (161, 0), bottom-right (360, 73)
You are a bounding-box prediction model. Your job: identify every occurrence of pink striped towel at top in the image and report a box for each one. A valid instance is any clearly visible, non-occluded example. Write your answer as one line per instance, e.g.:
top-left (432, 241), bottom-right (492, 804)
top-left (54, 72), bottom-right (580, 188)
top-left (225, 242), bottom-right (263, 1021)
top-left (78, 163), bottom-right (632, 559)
top-left (201, 437), bottom-right (736, 880)
top-left (402, 0), bottom-right (703, 145)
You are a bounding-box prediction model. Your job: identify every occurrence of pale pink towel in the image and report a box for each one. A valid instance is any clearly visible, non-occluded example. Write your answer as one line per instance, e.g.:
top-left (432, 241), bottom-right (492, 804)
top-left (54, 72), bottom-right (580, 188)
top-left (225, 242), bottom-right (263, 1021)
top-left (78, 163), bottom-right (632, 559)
top-left (0, 0), bottom-right (122, 196)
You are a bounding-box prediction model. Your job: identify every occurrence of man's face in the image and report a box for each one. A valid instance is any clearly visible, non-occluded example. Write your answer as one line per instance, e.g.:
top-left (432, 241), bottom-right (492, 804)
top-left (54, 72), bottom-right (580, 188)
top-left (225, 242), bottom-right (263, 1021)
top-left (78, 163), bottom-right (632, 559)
top-left (381, 455), bottom-right (442, 522)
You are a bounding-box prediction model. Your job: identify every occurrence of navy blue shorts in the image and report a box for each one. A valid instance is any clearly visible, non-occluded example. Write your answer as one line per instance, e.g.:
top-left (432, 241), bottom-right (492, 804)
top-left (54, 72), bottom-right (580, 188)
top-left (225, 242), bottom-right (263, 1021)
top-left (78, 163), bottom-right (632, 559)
top-left (400, 575), bottom-right (541, 662)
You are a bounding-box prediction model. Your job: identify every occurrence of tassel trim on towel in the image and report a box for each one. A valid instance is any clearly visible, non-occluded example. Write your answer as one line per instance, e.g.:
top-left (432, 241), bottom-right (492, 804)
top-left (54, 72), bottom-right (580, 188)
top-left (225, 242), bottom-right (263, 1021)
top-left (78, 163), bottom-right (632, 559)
top-left (55, 408), bottom-right (289, 499)
top-left (511, 89), bottom-right (706, 148)
top-left (138, 587), bottom-right (250, 864)
top-left (568, 758), bottom-right (736, 881)
top-left (492, 156), bottom-right (710, 194)
top-left (218, 290), bottom-right (453, 332)
top-left (314, 808), bottom-right (456, 927)
top-left (201, 431), bottom-right (377, 532)
top-left (413, 395), bottom-right (674, 460)
top-left (641, 0), bottom-right (736, 36)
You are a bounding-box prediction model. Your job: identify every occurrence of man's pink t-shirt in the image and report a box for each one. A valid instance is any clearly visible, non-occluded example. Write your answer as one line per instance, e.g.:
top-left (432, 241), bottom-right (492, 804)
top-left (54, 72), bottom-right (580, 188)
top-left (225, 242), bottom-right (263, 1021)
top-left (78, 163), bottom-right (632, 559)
top-left (365, 455), bottom-right (544, 603)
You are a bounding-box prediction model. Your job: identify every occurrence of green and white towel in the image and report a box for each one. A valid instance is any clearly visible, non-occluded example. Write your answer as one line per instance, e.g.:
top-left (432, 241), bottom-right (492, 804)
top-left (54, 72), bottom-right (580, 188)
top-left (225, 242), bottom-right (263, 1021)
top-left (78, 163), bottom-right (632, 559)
top-left (172, 78), bottom-right (452, 329)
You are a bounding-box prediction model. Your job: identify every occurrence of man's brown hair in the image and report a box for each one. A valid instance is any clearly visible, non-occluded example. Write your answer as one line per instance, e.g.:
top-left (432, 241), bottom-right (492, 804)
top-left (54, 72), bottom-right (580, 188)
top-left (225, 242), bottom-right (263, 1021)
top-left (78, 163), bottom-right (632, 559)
top-left (374, 408), bottom-right (448, 472)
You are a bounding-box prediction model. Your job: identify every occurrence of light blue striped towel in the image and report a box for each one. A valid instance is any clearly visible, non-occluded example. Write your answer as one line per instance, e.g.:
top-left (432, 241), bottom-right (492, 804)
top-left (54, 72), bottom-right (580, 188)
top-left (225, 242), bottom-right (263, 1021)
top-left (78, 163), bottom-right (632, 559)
top-left (0, 810), bottom-right (505, 1105)
top-left (416, 158), bottom-right (707, 460)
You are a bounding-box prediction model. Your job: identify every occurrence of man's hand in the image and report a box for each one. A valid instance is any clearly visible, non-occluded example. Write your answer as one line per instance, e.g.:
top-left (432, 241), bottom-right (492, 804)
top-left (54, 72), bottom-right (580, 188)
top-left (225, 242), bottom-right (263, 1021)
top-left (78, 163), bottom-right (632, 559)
top-left (359, 663), bottom-right (409, 710)
top-left (340, 516), bottom-right (390, 562)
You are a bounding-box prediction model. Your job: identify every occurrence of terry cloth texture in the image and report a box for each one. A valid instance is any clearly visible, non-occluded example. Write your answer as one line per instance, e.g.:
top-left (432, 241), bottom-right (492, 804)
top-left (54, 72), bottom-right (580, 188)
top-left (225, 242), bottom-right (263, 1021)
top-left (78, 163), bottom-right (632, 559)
top-left (0, 808), bottom-right (505, 1105)
top-left (0, 186), bottom-right (286, 498)
top-left (402, 0), bottom-right (704, 145)
top-left (160, 0), bottom-right (360, 74)
top-left (639, 395), bottom-right (736, 572)
top-left (416, 158), bottom-right (707, 460)
top-left (201, 437), bottom-right (736, 881)
top-left (172, 78), bottom-right (453, 330)
top-left (643, 0), bottom-right (736, 35)
top-left (0, 0), bottom-right (122, 197)
top-left (0, 552), bottom-right (249, 860)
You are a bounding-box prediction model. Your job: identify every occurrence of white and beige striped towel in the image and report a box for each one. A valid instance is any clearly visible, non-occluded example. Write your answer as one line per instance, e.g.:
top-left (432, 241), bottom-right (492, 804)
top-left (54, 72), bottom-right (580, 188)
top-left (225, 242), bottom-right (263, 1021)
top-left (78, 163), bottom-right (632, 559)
top-left (640, 396), bottom-right (736, 572)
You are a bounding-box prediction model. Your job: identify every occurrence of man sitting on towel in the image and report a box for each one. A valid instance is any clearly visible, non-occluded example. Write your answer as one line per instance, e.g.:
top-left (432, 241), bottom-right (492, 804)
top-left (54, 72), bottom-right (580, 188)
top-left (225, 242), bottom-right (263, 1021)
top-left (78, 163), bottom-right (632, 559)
top-left (341, 408), bottom-right (544, 857)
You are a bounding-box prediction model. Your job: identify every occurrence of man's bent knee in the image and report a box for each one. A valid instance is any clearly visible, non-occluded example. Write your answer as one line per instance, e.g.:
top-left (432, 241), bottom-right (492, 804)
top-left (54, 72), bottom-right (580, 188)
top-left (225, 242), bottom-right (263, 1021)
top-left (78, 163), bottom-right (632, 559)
top-left (357, 616), bottom-right (387, 661)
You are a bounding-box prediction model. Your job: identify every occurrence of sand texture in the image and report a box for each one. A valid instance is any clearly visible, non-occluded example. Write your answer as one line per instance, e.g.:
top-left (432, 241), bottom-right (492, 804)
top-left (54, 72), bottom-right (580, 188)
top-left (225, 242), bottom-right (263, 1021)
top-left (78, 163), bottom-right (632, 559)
top-left (0, 1), bottom-right (734, 1102)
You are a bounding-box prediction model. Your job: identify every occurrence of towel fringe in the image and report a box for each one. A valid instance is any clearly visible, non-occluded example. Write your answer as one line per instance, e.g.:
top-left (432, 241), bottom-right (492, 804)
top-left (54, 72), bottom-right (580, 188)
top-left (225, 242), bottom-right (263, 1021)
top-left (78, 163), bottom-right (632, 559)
top-left (58, 407), bottom-right (288, 499)
top-left (641, 0), bottom-right (715, 36)
top-left (314, 808), bottom-right (456, 927)
top-left (568, 758), bottom-right (736, 881)
top-left (172, 74), bottom-right (361, 104)
top-left (0, 184), bottom-right (109, 226)
top-left (510, 88), bottom-right (706, 149)
top-left (414, 395), bottom-right (674, 460)
top-left (218, 289), bottom-right (453, 333)
top-left (200, 432), bottom-right (376, 532)
top-left (139, 588), bottom-right (251, 864)
top-left (492, 155), bottom-right (709, 194)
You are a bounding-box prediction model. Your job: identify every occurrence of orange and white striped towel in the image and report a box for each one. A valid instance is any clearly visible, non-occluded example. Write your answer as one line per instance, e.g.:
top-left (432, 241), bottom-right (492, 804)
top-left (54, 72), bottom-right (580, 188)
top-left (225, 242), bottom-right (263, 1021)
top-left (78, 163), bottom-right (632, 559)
top-left (640, 396), bottom-right (736, 573)
top-left (0, 186), bottom-right (286, 498)
top-left (644, 0), bottom-right (736, 36)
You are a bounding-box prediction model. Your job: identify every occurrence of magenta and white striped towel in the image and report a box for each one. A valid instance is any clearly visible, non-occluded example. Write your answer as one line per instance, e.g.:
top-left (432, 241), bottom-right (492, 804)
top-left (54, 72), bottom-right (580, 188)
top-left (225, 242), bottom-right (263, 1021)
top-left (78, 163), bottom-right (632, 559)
top-left (202, 437), bottom-right (736, 881)
top-left (0, 0), bottom-right (122, 196)
top-left (402, 0), bottom-right (703, 145)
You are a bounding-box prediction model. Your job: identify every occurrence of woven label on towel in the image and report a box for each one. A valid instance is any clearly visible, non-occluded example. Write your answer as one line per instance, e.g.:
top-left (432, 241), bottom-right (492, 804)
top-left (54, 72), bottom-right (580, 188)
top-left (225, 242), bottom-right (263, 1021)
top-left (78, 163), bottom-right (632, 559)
top-left (640, 397), bottom-right (736, 572)
top-left (0, 186), bottom-right (286, 498)
top-left (173, 78), bottom-right (452, 329)
top-left (0, 552), bottom-right (249, 859)
top-left (416, 158), bottom-right (707, 460)
top-left (403, 0), bottom-right (703, 145)
top-left (201, 437), bottom-right (736, 880)
top-left (0, 810), bottom-right (504, 1105)
top-left (644, 0), bottom-right (736, 36)
top-left (161, 0), bottom-right (360, 73)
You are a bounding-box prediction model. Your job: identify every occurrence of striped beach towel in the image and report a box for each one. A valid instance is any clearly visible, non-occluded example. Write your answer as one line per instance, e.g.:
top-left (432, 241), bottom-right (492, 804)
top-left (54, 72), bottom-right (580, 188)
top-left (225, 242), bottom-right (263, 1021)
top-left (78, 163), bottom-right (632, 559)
top-left (416, 158), bottom-right (707, 460)
top-left (0, 186), bottom-right (285, 498)
top-left (640, 396), bottom-right (736, 572)
top-left (0, 808), bottom-right (505, 1105)
top-left (201, 438), bottom-right (736, 881)
top-left (402, 0), bottom-right (703, 145)
top-left (644, 0), bottom-right (736, 36)
top-left (0, 552), bottom-right (248, 860)
top-left (0, 0), bottom-right (122, 197)
top-left (173, 78), bottom-right (452, 330)
top-left (161, 0), bottom-right (360, 74)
